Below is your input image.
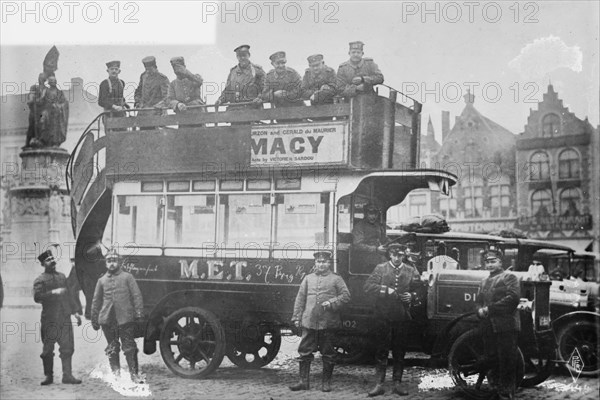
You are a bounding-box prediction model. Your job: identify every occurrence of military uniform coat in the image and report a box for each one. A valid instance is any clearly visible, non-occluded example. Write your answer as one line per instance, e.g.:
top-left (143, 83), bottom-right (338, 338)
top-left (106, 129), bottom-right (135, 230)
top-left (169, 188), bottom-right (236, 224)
top-left (167, 75), bottom-right (204, 110)
top-left (98, 78), bottom-right (128, 111)
top-left (34, 270), bottom-right (78, 323)
top-left (364, 261), bottom-right (420, 321)
top-left (337, 58), bottom-right (384, 97)
top-left (134, 70), bottom-right (170, 108)
top-left (478, 270), bottom-right (521, 333)
top-left (301, 65), bottom-right (338, 104)
top-left (91, 269), bottom-right (144, 326)
top-left (292, 270), bottom-right (350, 330)
top-left (261, 67), bottom-right (304, 107)
top-left (218, 63), bottom-right (265, 104)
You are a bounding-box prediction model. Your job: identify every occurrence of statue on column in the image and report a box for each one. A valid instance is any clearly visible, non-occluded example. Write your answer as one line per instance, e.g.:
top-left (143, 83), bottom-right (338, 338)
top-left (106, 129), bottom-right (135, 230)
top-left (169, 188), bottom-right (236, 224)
top-left (25, 46), bottom-right (69, 148)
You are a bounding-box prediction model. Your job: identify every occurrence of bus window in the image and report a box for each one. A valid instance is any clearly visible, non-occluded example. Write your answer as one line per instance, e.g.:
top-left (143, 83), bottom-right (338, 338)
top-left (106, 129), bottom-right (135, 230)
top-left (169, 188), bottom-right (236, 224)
top-left (219, 194), bottom-right (271, 247)
top-left (466, 246), bottom-right (486, 270)
top-left (276, 193), bottom-right (328, 247)
top-left (114, 195), bottom-right (164, 246)
top-left (166, 195), bottom-right (216, 246)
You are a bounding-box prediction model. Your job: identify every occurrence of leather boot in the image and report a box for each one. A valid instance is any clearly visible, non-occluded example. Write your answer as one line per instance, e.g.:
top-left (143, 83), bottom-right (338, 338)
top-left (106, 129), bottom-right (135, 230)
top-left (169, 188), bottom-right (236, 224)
top-left (392, 361), bottom-right (408, 396)
top-left (367, 364), bottom-right (386, 397)
top-left (41, 357), bottom-right (53, 386)
top-left (289, 360), bottom-right (311, 391)
top-left (322, 360), bottom-right (334, 392)
top-left (108, 353), bottom-right (121, 376)
top-left (61, 357), bottom-right (82, 384)
top-left (125, 352), bottom-right (142, 383)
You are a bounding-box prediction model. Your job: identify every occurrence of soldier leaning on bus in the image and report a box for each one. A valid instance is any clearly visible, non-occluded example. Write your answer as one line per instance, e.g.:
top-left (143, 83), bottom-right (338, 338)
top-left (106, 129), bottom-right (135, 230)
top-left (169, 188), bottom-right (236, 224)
top-left (215, 45), bottom-right (265, 108)
top-left (98, 60), bottom-right (130, 116)
top-left (364, 241), bottom-right (421, 397)
top-left (477, 248), bottom-right (521, 400)
top-left (290, 251), bottom-right (350, 392)
top-left (300, 54), bottom-right (338, 105)
top-left (337, 41), bottom-right (384, 98)
top-left (33, 250), bottom-right (83, 386)
top-left (167, 56), bottom-right (205, 113)
top-left (133, 56), bottom-right (169, 113)
top-left (262, 51), bottom-right (304, 108)
top-left (91, 248), bottom-right (145, 382)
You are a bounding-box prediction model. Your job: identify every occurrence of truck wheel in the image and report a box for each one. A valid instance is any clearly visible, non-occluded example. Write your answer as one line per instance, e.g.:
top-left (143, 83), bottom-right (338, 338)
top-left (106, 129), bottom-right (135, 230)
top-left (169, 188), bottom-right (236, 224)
top-left (226, 325), bottom-right (281, 369)
top-left (448, 328), bottom-right (524, 400)
top-left (557, 320), bottom-right (599, 377)
top-left (333, 336), bottom-right (372, 364)
top-left (159, 307), bottom-right (226, 379)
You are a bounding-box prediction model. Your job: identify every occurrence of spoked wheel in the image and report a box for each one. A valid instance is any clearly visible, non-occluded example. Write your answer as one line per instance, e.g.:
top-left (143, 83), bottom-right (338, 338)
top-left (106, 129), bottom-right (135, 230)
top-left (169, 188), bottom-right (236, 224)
top-left (448, 328), bottom-right (524, 400)
top-left (333, 336), bottom-right (372, 364)
top-left (159, 307), bottom-right (226, 378)
top-left (557, 320), bottom-right (600, 377)
top-left (226, 325), bottom-right (282, 369)
top-left (521, 347), bottom-right (555, 387)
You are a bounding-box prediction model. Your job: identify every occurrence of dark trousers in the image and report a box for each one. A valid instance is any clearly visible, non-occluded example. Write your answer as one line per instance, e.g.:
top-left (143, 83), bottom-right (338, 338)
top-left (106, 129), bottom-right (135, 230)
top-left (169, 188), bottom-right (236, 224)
top-left (297, 329), bottom-right (335, 363)
top-left (102, 322), bottom-right (137, 357)
top-left (40, 313), bottom-right (74, 360)
top-left (373, 319), bottom-right (409, 380)
top-left (483, 329), bottom-right (518, 398)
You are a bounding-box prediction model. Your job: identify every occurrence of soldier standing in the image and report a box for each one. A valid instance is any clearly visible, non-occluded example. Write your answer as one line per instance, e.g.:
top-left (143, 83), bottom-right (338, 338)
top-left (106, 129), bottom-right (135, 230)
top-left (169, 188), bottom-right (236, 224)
top-left (98, 60), bottom-right (129, 116)
top-left (91, 248), bottom-right (144, 382)
top-left (337, 41), bottom-right (384, 98)
top-left (352, 203), bottom-right (388, 274)
top-left (301, 54), bottom-right (338, 104)
top-left (290, 251), bottom-right (350, 392)
top-left (363, 242), bottom-right (421, 396)
top-left (134, 56), bottom-right (169, 113)
top-left (33, 250), bottom-right (82, 386)
top-left (167, 56), bottom-right (205, 113)
top-left (476, 248), bottom-right (521, 400)
top-left (216, 45), bottom-right (265, 107)
top-left (262, 51), bottom-right (304, 108)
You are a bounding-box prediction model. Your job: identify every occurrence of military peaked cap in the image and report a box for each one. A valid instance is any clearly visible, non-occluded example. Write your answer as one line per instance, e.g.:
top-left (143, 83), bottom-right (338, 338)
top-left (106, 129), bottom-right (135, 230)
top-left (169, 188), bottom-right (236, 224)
top-left (38, 250), bottom-right (54, 264)
top-left (483, 248), bottom-right (503, 261)
top-left (269, 51), bottom-right (286, 62)
top-left (106, 60), bottom-right (121, 68)
top-left (142, 56), bottom-right (156, 67)
top-left (234, 44), bottom-right (250, 54)
top-left (364, 202), bottom-right (380, 213)
top-left (349, 41), bottom-right (365, 51)
top-left (307, 54), bottom-right (324, 64)
top-left (314, 250), bottom-right (333, 260)
top-left (170, 56), bottom-right (185, 66)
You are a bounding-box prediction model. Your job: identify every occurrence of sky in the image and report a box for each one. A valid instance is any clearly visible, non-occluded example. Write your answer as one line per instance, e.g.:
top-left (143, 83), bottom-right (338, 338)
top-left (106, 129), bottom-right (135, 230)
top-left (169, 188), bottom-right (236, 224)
top-left (1, 0), bottom-right (599, 144)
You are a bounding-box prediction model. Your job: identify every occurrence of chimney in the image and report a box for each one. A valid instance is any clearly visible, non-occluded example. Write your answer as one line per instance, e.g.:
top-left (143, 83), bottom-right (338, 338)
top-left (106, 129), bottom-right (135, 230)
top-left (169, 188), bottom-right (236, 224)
top-left (442, 111), bottom-right (450, 142)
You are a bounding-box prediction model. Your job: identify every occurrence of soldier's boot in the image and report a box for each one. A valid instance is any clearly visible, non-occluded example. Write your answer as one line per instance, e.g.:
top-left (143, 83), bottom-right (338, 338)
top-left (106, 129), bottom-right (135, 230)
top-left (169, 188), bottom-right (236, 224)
top-left (392, 361), bottom-right (408, 396)
top-left (125, 352), bottom-right (143, 383)
top-left (367, 364), bottom-right (387, 397)
top-left (108, 353), bottom-right (121, 376)
top-left (40, 357), bottom-right (53, 385)
top-left (61, 357), bottom-right (82, 384)
top-left (321, 360), bottom-right (334, 392)
top-left (289, 360), bottom-right (311, 391)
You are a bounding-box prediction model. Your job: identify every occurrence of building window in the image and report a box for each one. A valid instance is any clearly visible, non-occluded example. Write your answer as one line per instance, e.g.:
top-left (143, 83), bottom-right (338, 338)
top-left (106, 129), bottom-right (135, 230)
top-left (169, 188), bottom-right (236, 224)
top-left (542, 114), bottom-right (560, 137)
top-left (409, 193), bottom-right (428, 216)
top-left (531, 190), bottom-right (552, 216)
top-left (560, 188), bottom-right (581, 217)
top-left (462, 177), bottom-right (483, 218)
top-left (439, 197), bottom-right (457, 219)
top-left (558, 149), bottom-right (580, 179)
top-left (490, 176), bottom-right (511, 217)
top-left (529, 152), bottom-right (550, 181)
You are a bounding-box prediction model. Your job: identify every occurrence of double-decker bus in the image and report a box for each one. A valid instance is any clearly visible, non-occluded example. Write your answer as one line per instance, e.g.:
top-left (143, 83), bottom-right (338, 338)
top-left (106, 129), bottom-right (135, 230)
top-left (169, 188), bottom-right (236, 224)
top-left (67, 89), bottom-right (457, 378)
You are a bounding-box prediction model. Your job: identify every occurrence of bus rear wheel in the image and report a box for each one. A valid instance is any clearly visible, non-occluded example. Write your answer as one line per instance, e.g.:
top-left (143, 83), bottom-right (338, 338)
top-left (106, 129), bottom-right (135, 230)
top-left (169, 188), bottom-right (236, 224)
top-left (226, 325), bottom-right (282, 369)
top-left (557, 320), bottom-right (599, 377)
top-left (159, 307), bottom-right (226, 379)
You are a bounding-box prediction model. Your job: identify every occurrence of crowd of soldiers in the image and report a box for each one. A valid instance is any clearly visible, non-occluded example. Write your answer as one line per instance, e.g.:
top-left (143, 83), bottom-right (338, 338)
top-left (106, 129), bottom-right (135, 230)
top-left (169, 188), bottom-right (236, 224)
top-left (98, 41), bottom-right (384, 114)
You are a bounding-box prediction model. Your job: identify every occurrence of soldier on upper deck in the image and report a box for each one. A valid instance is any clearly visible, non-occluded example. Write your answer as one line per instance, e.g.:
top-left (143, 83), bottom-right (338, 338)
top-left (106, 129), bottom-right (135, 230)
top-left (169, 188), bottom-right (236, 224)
top-left (216, 45), bottom-right (265, 108)
top-left (98, 60), bottom-right (129, 116)
top-left (262, 51), bottom-right (304, 108)
top-left (337, 41), bottom-right (384, 98)
top-left (167, 56), bottom-right (205, 113)
top-left (301, 54), bottom-right (338, 105)
top-left (134, 56), bottom-right (169, 114)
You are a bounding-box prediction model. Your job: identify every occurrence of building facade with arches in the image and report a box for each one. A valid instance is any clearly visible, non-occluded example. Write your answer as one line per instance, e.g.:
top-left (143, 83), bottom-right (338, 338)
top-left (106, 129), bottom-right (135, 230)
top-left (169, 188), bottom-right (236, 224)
top-left (515, 84), bottom-right (599, 252)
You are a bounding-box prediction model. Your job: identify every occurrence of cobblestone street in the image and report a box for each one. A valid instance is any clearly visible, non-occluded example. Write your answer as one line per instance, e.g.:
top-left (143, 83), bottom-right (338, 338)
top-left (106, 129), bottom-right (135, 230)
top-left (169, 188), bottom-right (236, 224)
top-left (1, 307), bottom-right (597, 400)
